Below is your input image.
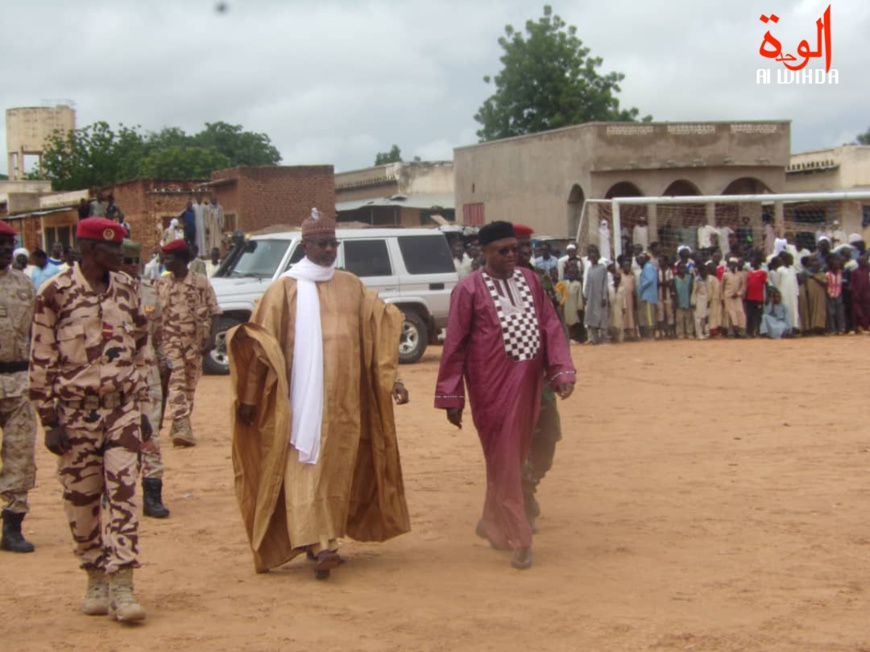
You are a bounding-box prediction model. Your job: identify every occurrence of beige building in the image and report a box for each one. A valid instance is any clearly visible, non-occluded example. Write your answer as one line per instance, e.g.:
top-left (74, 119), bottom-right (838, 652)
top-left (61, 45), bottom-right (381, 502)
top-left (454, 121), bottom-right (790, 250)
top-left (785, 145), bottom-right (870, 240)
top-left (335, 161), bottom-right (454, 227)
top-left (5, 104), bottom-right (76, 180)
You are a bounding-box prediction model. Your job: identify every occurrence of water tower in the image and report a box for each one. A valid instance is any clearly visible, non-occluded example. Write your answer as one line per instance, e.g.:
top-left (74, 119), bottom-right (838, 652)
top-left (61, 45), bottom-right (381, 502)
top-left (5, 101), bottom-right (76, 180)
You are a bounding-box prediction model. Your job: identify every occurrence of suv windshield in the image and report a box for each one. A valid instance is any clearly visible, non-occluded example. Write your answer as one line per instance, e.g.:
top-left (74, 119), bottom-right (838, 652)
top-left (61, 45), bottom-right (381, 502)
top-left (229, 239), bottom-right (290, 279)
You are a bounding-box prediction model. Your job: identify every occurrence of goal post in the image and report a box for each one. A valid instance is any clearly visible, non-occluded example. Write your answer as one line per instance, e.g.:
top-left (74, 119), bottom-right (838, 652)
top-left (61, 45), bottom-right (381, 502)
top-left (576, 190), bottom-right (870, 262)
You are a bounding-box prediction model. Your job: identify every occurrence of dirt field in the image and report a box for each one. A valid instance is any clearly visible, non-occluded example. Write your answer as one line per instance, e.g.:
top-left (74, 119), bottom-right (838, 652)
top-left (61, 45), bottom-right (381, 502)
top-left (4, 339), bottom-right (870, 651)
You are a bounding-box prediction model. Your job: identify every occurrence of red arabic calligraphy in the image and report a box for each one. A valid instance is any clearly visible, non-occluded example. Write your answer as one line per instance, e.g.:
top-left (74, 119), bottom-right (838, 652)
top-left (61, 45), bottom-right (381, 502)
top-left (759, 4), bottom-right (832, 72)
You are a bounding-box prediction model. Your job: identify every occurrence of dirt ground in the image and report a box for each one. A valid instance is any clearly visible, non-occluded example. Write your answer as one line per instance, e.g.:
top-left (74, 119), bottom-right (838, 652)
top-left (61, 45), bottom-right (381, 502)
top-left (3, 338), bottom-right (870, 651)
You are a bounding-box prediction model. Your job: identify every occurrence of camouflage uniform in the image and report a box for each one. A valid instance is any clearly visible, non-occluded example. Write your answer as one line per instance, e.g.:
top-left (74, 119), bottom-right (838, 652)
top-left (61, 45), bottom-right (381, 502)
top-left (29, 266), bottom-right (149, 573)
top-left (138, 278), bottom-right (165, 479)
top-left (0, 268), bottom-right (37, 515)
top-left (156, 271), bottom-right (220, 444)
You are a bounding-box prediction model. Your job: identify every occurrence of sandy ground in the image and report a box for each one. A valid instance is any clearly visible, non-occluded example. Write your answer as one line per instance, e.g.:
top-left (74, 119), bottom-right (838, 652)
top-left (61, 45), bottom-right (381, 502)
top-left (3, 338), bottom-right (870, 651)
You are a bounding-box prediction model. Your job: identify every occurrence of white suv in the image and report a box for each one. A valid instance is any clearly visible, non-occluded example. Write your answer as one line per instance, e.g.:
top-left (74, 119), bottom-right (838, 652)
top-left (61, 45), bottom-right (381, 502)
top-left (204, 228), bottom-right (458, 374)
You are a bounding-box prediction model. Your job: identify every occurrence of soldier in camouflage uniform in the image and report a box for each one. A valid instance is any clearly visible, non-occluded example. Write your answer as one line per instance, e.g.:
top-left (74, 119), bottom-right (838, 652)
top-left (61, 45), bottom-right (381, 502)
top-left (156, 239), bottom-right (221, 447)
top-left (0, 220), bottom-right (38, 553)
top-left (29, 217), bottom-right (151, 623)
top-left (121, 240), bottom-right (170, 518)
top-left (514, 224), bottom-right (566, 533)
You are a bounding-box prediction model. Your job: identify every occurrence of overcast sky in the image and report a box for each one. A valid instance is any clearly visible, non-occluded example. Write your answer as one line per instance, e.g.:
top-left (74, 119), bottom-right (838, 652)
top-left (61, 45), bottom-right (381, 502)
top-left (1, 0), bottom-right (867, 176)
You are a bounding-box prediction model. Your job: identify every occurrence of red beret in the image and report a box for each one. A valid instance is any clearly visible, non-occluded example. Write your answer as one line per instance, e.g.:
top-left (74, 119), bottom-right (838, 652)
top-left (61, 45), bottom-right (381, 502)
top-left (513, 224), bottom-right (534, 239)
top-left (0, 220), bottom-right (16, 237)
top-left (162, 239), bottom-right (189, 254)
top-left (76, 217), bottom-right (126, 242)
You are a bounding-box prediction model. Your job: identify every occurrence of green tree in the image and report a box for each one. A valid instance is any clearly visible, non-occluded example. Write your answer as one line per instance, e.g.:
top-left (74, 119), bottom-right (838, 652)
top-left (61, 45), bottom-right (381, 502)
top-left (192, 121), bottom-right (281, 166)
top-left (374, 145), bottom-right (403, 165)
top-left (37, 120), bottom-right (283, 190)
top-left (474, 5), bottom-right (649, 142)
top-left (855, 128), bottom-right (870, 145)
top-left (137, 145), bottom-right (232, 179)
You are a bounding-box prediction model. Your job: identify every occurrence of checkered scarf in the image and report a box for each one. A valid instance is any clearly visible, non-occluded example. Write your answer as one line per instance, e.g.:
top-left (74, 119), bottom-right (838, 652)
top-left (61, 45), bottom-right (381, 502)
top-left (482, 270), bottom-right (541, 362)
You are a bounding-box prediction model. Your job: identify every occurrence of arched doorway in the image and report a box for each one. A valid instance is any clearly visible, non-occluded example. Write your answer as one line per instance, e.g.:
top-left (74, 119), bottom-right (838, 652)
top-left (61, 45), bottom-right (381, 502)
top-left (567, 184), bottom-right (585, 242)
top-left (658, 179), bottom-right (704, 254)
top-left (603, 182), bottom-right (646, 259)
top-left (719, 177), bottom-right (774, 253)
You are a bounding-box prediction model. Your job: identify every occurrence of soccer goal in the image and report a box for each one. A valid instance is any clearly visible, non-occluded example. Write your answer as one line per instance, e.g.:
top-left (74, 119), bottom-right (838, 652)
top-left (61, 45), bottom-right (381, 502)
top-left (575, 190), bottom-right (870, 262)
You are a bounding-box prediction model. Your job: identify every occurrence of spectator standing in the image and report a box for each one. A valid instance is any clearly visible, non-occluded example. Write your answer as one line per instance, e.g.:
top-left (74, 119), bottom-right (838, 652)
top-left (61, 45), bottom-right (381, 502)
top-left (584, 245), bottom-right (609, 345)
top-left (30, 249), bottom-right (61, 291)
top-left (690, 262), bottom-right (711, 339)
top-left (181, 201), bottom-right (196, 246)
top-left (192, 196), bottom-right (207, 255)
top-left (745, 253), bottom-right (768, 337)
top-left (205, 195), bottom-right (224, 253)
top-left (826, 255), bottom-right (845, 334)
top-left (534, 242), bottom-right (558, 275)
top-left (673, 262), bottom-right (694, 339)
top-left (722, 258), bottom-right (747, 337)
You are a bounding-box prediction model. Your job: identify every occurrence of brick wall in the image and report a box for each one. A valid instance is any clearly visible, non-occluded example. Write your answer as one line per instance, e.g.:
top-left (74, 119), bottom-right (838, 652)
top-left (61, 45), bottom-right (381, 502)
top-left (212, 166), bottom-right (335, 234)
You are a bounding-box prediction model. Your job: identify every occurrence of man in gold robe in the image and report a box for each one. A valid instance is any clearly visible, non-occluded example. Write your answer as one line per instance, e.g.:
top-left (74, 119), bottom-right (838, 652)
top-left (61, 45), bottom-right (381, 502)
top-left (228, 211), bottom-right (410, 579)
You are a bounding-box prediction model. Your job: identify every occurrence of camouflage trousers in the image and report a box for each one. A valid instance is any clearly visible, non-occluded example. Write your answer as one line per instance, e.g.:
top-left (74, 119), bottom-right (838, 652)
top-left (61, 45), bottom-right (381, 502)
top-left (57, 401), bottom-right (141, 573)
top-left (166, 344), bottom-right (202, 423)
top-left (522, 387), bottom-right (562, 515)
top-left (0, 395), bottom-right (37, 514)
top-left (140, 373), bottom-right (164, 480)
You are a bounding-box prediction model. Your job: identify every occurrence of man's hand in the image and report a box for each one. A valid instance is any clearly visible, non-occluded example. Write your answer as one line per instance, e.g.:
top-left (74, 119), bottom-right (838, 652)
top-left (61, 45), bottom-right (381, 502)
top-left (44, 425), bottom-right (71, 456)
top-left (238, 403), bottom-right (257, 427)
top-left (391, 382), bottom-right (409, 405)
top-left (141, 415), bottom-right (153, 442)
top-left (446, 407), bottom-right (463, 429)
top-left (554, 382), bottom-right (575, 400)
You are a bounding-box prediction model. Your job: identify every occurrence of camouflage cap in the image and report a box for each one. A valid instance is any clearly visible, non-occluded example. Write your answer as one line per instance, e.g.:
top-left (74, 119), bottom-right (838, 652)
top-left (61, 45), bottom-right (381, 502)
top-left (122, 239), bottom-right (142, 259)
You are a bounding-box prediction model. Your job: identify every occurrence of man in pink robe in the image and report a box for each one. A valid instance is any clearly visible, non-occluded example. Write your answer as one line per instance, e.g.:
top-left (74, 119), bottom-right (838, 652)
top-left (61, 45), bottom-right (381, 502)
top-left (434, 221), bottom-right (575, 570)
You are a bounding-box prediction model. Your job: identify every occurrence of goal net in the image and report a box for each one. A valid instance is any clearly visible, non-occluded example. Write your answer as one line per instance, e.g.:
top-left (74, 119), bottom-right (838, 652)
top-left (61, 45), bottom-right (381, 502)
top-left (576, 191), bottom-right (870, 263)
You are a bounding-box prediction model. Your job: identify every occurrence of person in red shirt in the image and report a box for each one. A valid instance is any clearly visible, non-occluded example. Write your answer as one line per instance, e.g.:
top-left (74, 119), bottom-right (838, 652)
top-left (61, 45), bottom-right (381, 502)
top-left (745, 252), bottom-right (768, 337)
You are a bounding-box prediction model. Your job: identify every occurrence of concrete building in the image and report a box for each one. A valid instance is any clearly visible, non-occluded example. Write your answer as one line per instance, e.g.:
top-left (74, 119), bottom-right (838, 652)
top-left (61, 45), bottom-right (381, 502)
top-left (785, 145), bottom-right (870, 241)
top-left (454, 120), bottom-right (790, 250)
top-left (4, 165), bottom-right (335, 256)
top-left (335, 161), bottom-right (454, 227)
top-left (5, 104), bottom-right (76, 180)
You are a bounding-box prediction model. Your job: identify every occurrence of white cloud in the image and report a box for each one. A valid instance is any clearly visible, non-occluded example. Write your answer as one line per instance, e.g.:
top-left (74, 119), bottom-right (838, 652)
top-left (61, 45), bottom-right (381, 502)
top-left (1, 0), bottom-right (868, 176)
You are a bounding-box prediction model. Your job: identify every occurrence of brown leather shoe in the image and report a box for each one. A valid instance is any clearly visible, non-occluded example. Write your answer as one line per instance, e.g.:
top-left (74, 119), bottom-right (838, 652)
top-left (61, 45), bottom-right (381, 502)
top-left (511, 547), bottom-right (533, 570)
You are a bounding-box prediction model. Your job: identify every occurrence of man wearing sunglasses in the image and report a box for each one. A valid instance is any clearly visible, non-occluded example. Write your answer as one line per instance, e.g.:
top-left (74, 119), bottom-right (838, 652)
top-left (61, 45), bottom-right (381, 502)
top-left (230, 209), bottom-right (410, 580)
top-left (435, 220), bottom-right (575, 570)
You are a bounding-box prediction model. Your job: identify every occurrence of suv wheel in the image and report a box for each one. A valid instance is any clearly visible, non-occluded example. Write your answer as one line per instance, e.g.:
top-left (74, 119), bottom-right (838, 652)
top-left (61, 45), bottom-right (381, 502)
top-left (399, 311), bottom-right (428, 364)
top-left (202, 316), bottom-right (242, 375)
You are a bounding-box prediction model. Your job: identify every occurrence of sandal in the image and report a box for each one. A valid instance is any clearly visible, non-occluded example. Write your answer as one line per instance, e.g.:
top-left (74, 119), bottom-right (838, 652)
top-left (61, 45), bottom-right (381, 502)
top-left (314, 550), bottom-right (344, 580)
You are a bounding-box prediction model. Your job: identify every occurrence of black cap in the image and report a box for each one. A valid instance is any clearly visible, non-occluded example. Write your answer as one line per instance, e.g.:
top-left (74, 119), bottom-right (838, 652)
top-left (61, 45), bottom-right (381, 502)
top-left (478, 221), bottom-right (516, 246)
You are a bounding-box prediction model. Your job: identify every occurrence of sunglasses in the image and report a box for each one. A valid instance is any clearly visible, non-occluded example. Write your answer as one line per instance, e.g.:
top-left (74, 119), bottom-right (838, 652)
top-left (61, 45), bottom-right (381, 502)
top-left (496, 246), bottom-right (518, 255)
top-left (123, 258), bottom-right (140, 265)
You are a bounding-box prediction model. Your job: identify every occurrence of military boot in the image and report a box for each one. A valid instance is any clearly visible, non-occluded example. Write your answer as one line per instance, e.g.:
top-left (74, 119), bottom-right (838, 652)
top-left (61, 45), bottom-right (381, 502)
top-left (0, 509), bottom-right (35, 553)
top-left (142, 478), bottom-right (170, 518)
top-left (171, 417), bottom-right (196, 448)
top-left (81, 568), bottom-right (109, 615)
top-left (108, 567), bottom-right (146, 623)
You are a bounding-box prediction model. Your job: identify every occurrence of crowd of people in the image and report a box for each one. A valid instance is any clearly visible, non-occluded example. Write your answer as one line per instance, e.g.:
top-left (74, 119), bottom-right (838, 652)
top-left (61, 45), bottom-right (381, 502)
top-left (519, 229), bottom-right (870, 344)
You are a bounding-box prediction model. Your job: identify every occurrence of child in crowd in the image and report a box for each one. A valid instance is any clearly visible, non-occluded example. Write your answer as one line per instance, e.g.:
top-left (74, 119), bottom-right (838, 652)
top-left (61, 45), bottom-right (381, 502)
top-left (826, 254), bottom-right (845, 334)
top-left (850, 254), bottom-right (870, 334)
top-left (563, 263), bottom-right (585, 343)
top-left (706, 261), bottom-right (723, 337)
top-left (673, 262), bottom-right (694, 339)
top-left (744, 252), bottom-right (768, 337)
top-left (618, 257), bottom-right (637, 341)
top-left (551, 268), bottom-right (567, 322)
top-left (638, 253), bottom-right (658, 341)
top-left (691, 262), bottom-right (711, 339)
top-left (804, 257), bottom-right (828, 335)
top-left (609, 262), bottom-right (623, 343)
top-left (721, 257), bottom-right (746, 337)
top-left (760, 287), bottom-right (793, 339)
top-left (656, 255), bottom-right (675, 339)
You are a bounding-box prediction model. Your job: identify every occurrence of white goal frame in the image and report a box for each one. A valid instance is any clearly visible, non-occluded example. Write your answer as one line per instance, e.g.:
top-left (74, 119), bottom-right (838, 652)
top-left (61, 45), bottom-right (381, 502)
top-left (576, 190), bottom-right (870, 260)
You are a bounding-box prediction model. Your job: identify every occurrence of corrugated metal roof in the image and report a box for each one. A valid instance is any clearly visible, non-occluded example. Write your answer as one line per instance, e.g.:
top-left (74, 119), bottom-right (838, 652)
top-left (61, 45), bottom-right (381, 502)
top-left (336, 193), bottom-right (454, 212)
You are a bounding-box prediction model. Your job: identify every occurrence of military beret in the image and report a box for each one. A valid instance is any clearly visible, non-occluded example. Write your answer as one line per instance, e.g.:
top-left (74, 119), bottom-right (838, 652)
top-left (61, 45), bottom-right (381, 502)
top-left (162, 239), bottom-right (189, 254)
top-left (0, 220), bottom-right (17, 237)
top-left (513, 224), bottom-right (534, 240)
top-left (122, 239), bottom-right (142, 259)
top-left (77, 217), bottom-right (126, 242)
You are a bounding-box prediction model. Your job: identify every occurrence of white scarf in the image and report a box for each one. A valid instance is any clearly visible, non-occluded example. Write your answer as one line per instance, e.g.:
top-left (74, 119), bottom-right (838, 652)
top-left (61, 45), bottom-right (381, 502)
top-left (281, 256), bottom-right (335, 464)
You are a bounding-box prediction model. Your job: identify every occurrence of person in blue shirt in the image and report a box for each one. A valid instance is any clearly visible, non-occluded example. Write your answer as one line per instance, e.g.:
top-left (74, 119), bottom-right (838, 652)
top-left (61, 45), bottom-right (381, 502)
top-left (673, 262), bottom-right (694, 338)
top-left (30, 249), bottom-right (61, 291)
top-left (533, 242), bottom-right (558, 274)
top-left (637, 253), bottom-right (658, 340)
top-left (181, 201), bottom-right (196, 245)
